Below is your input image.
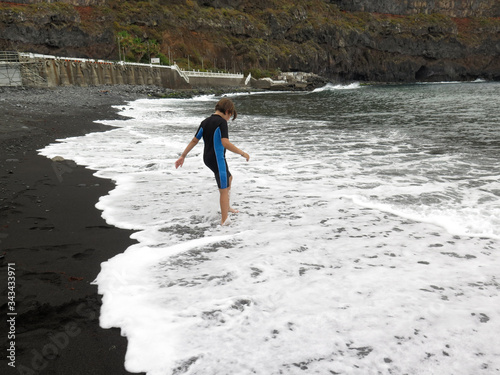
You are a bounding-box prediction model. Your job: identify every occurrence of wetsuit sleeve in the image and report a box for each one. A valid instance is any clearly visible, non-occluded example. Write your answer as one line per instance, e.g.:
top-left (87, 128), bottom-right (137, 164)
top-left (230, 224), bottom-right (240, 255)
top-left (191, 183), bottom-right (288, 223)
top-left (220, 120), bottom-right (229, 139)
top-left (195, 124), bottom-right (203, 140)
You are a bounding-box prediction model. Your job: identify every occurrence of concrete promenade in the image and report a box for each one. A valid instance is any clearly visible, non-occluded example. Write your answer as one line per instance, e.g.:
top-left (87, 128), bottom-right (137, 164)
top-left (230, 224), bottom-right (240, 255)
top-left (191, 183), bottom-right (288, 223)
top-left (0, 51), bottom-right (249, 89)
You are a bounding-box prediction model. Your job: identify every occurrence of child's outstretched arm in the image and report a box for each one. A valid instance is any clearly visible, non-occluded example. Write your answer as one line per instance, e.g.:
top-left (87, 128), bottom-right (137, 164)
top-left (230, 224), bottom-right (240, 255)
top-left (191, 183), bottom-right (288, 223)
top-left (221, 138), bottom-right (250, 162)
top-left (175, 137), bottom-right (199, 168)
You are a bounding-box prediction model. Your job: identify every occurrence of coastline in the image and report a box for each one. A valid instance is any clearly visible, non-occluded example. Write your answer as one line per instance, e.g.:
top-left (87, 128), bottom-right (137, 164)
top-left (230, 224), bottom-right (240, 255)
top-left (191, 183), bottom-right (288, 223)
top-left (0, 86), bottom-right (156, 375)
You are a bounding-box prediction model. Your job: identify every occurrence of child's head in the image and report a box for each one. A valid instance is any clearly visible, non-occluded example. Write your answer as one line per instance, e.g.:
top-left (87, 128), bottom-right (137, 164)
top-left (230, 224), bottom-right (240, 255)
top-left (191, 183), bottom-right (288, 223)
top-left (215, 98), bottom-right (237, 120)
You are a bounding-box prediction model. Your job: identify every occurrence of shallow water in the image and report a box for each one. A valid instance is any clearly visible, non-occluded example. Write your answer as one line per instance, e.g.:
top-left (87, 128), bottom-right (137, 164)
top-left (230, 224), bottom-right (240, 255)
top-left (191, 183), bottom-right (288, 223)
top-left (40, 81), bottom-right (500, 374)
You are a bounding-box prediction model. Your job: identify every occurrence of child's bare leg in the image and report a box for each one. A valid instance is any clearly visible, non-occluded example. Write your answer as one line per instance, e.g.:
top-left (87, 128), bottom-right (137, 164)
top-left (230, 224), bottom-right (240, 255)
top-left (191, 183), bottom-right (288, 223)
top-left (227, 175), bottom-right (239, 214)
top-left (220, 187), bottom-right (230, 225)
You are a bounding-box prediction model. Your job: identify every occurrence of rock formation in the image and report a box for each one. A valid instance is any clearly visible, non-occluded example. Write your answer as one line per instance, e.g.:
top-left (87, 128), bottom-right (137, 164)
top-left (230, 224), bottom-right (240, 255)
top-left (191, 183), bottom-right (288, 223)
top-left (0, 0), bottom-right (499, 82)
top-left (330, 0), bottom-right (500, 18)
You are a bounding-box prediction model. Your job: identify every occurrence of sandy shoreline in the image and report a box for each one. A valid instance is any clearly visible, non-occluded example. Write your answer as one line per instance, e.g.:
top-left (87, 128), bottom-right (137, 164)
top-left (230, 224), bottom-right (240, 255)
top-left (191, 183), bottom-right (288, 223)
top-left (0, 86), bottom-right (161, 375)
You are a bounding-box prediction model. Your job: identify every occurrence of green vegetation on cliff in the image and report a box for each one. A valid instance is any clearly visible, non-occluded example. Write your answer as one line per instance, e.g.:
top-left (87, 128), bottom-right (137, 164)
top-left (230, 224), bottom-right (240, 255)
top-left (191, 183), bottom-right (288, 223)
top-left (1, 0), bottom-right (499, 81)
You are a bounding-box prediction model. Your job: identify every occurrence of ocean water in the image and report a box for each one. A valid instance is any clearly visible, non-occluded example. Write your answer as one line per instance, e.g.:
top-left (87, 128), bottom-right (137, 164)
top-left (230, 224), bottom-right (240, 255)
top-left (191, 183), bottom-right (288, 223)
top-left (40, 82), bottom-right (500, 375)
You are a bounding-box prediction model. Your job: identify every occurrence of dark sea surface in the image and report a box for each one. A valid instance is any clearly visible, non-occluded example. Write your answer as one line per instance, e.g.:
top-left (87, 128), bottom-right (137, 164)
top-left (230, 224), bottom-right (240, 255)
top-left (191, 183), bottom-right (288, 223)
top-left (41, 81), bottom-right (500, 374)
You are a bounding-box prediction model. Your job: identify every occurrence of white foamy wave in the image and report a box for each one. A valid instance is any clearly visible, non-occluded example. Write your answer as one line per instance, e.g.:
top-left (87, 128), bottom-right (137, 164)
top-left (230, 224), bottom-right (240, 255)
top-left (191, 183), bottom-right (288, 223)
top-left (417, 79), bottom-right (488, 85)
top-left (38, 87), bottom-right (500, 375)
top-left (348, 195), bottom-right (500, 240)
top-left (312, 82), bottom-right (362, 92)
top-left (227, 90), bottom-right (291, 96)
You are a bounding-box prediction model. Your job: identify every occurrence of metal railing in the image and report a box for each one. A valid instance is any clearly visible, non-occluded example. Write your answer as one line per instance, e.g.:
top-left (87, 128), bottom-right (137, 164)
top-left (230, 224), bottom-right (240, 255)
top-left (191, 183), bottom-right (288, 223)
top-left (0, 51), bottom-right (22, 86)
top-left (170, 64), bottom-right (190, 83)
top-left (182, 69), bottom-right (244, 79)
top-left (0, 51), bottom-right (20, 63)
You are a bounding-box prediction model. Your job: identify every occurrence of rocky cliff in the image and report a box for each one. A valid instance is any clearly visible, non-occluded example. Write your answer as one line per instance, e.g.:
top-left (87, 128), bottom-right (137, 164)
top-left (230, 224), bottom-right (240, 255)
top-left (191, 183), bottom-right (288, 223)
top-left (0, 0), bottom-right (104, 5)
top-left (1, 0), bottom-right (499, 83)
top-left (331, 0), bottom-right (500, 18)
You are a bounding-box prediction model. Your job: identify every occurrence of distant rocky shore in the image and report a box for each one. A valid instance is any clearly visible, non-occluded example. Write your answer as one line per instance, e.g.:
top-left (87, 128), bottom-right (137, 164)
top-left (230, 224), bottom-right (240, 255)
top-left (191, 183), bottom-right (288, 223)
top-left (1, 1), bottom-right (499, 83)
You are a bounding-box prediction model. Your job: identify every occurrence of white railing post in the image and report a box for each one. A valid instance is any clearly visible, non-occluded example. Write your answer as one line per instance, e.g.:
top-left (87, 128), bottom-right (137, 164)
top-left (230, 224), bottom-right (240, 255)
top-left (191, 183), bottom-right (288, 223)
top-left (245, 72), bottom-right (252, 85)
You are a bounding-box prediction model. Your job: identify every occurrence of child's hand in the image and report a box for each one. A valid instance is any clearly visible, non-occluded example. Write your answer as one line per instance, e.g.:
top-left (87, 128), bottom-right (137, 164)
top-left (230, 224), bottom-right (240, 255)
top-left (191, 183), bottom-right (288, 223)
top-left (175, 156), bottom-right (185, 168)
top-left (241, 152), bottom-right (250, 162)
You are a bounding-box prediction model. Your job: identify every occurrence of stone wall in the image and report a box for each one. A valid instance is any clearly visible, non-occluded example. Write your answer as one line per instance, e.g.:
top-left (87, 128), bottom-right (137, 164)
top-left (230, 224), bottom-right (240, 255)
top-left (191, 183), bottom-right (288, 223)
top-left (20, 57), bottom-right (192, 89)
top-left (188, 75), bottom-right (247, 88)
top-left (330, 0), bottom-right (500, 18)
top-left (3, 54), bottom-right (251, 89)
top-left (0, 63), bottom-right (22, 86)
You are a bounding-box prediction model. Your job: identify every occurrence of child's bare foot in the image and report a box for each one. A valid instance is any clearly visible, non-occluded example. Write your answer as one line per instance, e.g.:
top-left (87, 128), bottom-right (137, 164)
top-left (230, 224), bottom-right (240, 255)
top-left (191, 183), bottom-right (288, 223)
top-left (229, 207), bottom-right (239, 213)
top-left (221, 217), bottom-right (232, 226)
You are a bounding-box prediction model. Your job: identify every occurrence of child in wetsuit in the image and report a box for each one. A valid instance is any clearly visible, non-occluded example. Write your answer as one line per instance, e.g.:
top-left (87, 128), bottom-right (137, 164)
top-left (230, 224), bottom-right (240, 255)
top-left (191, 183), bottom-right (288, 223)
top-left (175, 98), bottom-right (250, 225)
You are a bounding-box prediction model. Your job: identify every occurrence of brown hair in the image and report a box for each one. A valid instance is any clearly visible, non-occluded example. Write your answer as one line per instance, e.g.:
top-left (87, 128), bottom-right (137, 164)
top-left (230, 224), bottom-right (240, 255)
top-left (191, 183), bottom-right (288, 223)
top-left (215, 98), bottom-right (237, 120)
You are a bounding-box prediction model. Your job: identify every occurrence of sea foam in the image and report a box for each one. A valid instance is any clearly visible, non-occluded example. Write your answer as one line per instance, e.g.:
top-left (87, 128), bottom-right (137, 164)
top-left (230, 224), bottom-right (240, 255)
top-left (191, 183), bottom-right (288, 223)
top-left (39, 85), bottom-right (500, 374)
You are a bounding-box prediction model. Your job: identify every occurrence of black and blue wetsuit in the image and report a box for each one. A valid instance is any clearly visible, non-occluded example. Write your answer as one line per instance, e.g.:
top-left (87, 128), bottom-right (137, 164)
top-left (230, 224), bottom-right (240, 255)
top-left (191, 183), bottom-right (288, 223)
top-left (195, 114), bottom-right (231, 189)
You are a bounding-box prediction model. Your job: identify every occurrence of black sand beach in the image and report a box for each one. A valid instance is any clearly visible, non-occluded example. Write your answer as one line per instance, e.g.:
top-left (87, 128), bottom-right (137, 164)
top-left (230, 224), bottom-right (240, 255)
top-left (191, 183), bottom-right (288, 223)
top-left (0, 86), bottom-right (159, 375)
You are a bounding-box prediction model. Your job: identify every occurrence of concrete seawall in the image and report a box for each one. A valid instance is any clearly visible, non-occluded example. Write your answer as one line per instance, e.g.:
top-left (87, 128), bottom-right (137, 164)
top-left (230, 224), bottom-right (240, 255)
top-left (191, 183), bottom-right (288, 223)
top-left (39, 59), bottom-right (192, 89)
top-left (186, 70), bottom-right (249, 89)
top-left (0, 52), bottom-right (249, 89)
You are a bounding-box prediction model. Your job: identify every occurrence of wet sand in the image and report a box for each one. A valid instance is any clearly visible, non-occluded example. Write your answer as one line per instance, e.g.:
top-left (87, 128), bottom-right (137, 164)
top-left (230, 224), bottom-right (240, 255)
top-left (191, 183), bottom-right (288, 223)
top-left (0, 86), bottom-right (159, 375)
